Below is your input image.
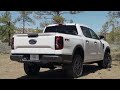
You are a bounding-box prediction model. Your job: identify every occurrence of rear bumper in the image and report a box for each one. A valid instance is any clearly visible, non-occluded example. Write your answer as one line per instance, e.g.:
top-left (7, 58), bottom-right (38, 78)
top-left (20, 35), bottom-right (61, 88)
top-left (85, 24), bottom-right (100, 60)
top-left (10, 54), bottom-right (72, 64)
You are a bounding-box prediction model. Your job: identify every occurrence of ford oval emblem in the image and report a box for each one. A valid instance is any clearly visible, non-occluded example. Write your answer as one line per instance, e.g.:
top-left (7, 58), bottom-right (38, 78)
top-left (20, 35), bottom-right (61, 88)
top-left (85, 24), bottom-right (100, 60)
top-left (29, 39), bottom-right (37, 44)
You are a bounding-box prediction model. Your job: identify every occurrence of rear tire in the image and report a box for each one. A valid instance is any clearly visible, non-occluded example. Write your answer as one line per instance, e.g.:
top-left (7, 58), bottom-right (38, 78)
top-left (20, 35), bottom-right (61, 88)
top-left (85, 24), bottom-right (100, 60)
top-left (49, 66), bottom-right (56, 70)
top-left (98, 52), bottom-right (112, 68)
top-left (63, 54), bottom-right (83, 78)
top-left (24, 63), bottom-right (40, 76)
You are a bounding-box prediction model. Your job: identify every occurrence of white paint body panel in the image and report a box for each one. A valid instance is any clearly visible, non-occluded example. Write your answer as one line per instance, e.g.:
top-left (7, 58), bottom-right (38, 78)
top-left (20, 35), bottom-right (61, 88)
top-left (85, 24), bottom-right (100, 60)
top-left (11, 23), bottom-right (110, 63)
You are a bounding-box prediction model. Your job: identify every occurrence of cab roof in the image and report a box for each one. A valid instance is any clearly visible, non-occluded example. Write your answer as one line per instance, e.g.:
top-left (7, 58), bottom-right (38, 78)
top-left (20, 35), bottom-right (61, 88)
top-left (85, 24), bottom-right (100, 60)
top-left (47, 23), bottom-right (91, 29)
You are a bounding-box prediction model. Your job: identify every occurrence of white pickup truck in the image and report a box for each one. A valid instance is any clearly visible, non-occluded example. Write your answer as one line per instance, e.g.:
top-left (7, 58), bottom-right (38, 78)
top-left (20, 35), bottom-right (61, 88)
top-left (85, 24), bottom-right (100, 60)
top-left (10, 23), bottom-right (112, 78)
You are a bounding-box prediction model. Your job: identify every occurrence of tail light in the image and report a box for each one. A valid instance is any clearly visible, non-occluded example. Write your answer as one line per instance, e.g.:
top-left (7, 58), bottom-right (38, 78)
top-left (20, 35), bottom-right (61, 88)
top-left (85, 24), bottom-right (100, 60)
top-left (55, 36), bottom-right (64, 50)
top-left (11, 37), bottom-right (14, 50)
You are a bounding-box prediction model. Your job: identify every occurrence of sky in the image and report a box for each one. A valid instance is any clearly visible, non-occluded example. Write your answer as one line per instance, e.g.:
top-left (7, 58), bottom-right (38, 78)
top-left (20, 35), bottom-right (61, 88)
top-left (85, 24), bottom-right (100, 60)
top-left (63, 11), bottom-right (108, 33)
top-left (0, 11), bottom-right (108, 33)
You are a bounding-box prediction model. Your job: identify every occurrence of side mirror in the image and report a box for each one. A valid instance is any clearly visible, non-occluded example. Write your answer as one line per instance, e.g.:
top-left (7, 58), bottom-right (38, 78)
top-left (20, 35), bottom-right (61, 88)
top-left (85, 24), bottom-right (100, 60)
top-left (99, 35), bottom-right (104, 39)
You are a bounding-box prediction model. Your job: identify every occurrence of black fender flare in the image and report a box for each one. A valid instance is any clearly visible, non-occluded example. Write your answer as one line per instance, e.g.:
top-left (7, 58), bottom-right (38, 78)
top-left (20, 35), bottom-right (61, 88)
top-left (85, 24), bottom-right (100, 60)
top-left (72, 44), bottom-right (84, 62)
top-left (105, 46), bottom-right (110, 54)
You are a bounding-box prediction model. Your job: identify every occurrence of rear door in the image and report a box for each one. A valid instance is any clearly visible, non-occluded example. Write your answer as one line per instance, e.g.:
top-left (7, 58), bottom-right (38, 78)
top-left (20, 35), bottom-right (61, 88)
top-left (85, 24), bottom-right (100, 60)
top-left (81, 26), bottom-right (96, 62)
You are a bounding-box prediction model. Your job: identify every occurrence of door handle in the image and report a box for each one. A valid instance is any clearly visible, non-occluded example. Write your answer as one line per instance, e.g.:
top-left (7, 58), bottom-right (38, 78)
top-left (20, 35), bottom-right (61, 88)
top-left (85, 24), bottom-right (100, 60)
top-left (94, 41), bottom-right (97, 44)
top-left (86, 40), bottom-right (89, 43)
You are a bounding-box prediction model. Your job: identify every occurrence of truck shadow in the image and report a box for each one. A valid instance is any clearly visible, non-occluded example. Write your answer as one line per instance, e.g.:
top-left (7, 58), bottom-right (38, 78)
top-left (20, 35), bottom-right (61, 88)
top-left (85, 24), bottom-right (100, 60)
top-left (82, 64), bottom-right (102, 76)
top-left (17, 64), bottom-right (102, 79)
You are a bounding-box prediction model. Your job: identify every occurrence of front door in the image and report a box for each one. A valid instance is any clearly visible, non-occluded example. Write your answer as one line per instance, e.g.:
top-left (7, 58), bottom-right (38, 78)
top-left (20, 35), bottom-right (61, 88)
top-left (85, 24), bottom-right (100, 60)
top-left (89, 29), bottom-right (104, 61)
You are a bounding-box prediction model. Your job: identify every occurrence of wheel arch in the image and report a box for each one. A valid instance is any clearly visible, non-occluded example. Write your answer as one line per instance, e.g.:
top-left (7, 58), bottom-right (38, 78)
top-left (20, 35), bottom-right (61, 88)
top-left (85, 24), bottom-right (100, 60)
top-left (72, 45), bottom-right (84, 62)
top-left (105, 46), bottom-right (111, 54)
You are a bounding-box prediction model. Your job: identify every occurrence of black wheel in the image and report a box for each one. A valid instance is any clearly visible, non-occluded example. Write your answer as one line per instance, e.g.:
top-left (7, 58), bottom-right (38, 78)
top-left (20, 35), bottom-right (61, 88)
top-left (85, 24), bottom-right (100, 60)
top-left (49, 66), bottom-right (56, 70)
top-left (63, 55), bottom-right (83, 78)
top-left (24, 63), bottom-right (40, 76)
top-left (98, 52), bottom-right (112, 68)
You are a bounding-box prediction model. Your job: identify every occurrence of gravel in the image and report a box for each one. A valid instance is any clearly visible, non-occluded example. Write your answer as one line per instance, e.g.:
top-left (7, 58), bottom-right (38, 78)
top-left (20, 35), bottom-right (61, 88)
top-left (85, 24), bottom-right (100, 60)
top-left (0, 54), bottom-right (120, 79)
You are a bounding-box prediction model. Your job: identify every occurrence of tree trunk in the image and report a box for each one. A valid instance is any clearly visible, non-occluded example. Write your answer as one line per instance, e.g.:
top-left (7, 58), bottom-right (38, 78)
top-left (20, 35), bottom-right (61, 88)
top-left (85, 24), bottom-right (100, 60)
top-left (23, 11), bottom-right (25, 33)
top-left (112, 24), bottom-right (115, 43)
top-left (8, 29), bottom-right (11, 46)
top-left (104, 33), bottom-right (107, 40)
top-left (8, 22), bottom-right (11, 46)
top-left (56, 11), bottom-right (60, 16)
top-left (23, 18), bottom-right (25, 33)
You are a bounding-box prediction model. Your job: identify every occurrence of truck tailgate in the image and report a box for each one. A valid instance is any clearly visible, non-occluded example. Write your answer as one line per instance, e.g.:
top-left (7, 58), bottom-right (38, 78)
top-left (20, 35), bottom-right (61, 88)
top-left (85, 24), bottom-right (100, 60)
top-left (12, 33), bottom-right (56, 54)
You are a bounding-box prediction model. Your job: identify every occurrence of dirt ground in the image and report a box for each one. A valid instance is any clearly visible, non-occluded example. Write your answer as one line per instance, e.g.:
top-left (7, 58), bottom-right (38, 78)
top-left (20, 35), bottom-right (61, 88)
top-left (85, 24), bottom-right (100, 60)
top-left (0, 54), bottom-right (120, 79)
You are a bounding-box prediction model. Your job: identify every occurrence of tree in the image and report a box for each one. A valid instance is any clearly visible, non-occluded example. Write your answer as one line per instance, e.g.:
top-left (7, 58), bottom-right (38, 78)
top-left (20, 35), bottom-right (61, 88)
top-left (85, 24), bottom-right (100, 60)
top-left (52, 15), bottom-right (64, 24)
top-left (35, 27), bottom-right (42, 33)
top-left (100, 21), bottom-right (109, 40)
top-left (40, 21), bottom-right (50, 28)
top-left (101, 11), bottom-right (120, 43)
top-left (70, 19), bottom-right (74, 23)
top-left (107, 26), bottom-right (120, 44)
top-left (16, 11), bottom-right (35, 33)
top-left (0, 11), bottom-right (15, 45)
top-left (34, 11), bottom-right (82, 24)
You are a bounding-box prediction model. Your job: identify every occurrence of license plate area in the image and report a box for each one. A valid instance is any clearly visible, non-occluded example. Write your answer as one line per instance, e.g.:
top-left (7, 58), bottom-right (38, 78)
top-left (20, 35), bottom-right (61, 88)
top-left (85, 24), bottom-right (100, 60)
top-left (30, 55), bottom-right (39, 60)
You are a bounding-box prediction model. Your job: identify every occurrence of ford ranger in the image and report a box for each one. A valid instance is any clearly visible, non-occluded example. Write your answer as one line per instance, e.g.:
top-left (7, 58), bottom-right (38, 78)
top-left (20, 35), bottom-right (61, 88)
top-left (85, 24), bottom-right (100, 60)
top-left (10, 23), bottom-right (112, 78)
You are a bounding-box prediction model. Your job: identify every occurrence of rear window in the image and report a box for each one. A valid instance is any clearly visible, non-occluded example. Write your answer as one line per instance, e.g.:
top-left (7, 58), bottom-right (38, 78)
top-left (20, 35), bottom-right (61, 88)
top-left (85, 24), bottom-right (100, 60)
top-left (44, 25), bottom-right (78, 35)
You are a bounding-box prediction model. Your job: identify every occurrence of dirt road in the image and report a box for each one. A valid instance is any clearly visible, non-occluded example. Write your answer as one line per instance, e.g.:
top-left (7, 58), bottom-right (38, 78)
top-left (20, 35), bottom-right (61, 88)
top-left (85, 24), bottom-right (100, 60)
top-left (0, 54), bottom-right (120, 79)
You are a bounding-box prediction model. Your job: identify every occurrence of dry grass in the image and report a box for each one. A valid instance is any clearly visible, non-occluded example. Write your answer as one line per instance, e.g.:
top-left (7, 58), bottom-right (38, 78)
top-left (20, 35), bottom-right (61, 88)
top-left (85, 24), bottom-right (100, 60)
top-left (111, 45), bottom-right (120, 61)
top-left (111, 51), bottom-right (120, 61)
top-left (0, 54), bottom-right (120, 79)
